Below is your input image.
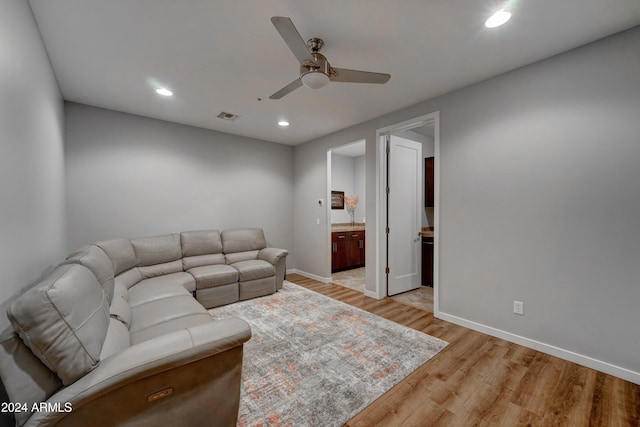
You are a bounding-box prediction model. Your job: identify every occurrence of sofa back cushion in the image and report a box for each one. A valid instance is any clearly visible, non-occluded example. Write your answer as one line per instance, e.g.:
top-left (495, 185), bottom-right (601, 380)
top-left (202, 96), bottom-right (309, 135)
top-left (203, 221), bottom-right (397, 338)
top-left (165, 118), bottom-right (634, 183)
top-left (181, 230), bottom-right (225, 269)
top-left (65, 244), bottom-right (115, 303)
top-left (181, 229), bottom-right (223, 256)
top-left (7, 264), bottom-right (110, 385)
top-left (131, 233), bottom-right (182, 278)
top-left (96, 238), bottom-right (139, 276)
top-left (221, 228), bottom-right (266, 264)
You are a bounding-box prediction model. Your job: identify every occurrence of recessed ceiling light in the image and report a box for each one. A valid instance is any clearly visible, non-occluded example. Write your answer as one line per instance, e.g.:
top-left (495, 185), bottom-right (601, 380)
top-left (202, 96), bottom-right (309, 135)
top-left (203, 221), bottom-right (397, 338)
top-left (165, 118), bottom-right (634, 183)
top-left (155, 87), bottom-right (173, 97)
top-left (485, 9), bottom-right (511, 28)
top-left (278, 121), bottom-right (290, 127)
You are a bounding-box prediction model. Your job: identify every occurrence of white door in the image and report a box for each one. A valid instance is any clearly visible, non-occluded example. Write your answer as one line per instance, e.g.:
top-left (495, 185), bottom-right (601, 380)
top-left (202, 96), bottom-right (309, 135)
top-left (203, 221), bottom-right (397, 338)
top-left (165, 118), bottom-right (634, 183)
top-left (387, 134), bottom-right (422, 296)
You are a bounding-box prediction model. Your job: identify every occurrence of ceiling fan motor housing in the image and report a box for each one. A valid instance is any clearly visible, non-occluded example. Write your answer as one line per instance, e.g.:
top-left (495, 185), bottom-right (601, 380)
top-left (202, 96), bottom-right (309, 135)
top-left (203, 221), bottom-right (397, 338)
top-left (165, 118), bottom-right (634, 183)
top-left (300, 52), bottom-right (331, 89)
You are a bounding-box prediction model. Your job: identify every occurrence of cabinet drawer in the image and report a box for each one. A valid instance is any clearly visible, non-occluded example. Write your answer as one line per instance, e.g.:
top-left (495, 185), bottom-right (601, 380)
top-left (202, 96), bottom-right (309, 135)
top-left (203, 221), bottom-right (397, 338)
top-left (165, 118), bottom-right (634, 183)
top-left (332, 231), bottom-right (348, 242)
top-left (349, 231), bottom-right (364, 240)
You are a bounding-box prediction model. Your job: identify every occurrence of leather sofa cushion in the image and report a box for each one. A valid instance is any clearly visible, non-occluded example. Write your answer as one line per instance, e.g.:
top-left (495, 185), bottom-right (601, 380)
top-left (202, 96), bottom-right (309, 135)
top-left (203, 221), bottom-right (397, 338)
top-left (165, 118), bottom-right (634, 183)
top-left (196, 284), bottom-right (239, 309)
top-left (65, 244), bottom-right (115, 303)
top-left (128, 273), bottom-right (195, 307)
top-left (183, 253), bottom-right (225, 270)
top-left (0, 330), bottom-right (62, 427)
top-left (115, 267), bottom-right (142, 292)
top-left (7, 264), bottom-right (110, 385)
top-left (131, 233), bottom-right (182, 266)
top-left (129, 294), bottom-right (211, 345)
top-left (130, 312), bottom-right (213, 345)
top-left (138, 259), bottom-right (183, 279)
top-left (99, 318), bottom-right (130, 361)
top-left (232, 260), bottom-right (276, 282)
top-left (96, 238), bottom-right (139, 276)
top-left (225, 250), bottom-right (259, 264)
top-left (188, 264), bottom-right (238, 289)
top-left (180, 229), bottom-right (223, 256)
top-left (221, 228), bottom-right (266, 254)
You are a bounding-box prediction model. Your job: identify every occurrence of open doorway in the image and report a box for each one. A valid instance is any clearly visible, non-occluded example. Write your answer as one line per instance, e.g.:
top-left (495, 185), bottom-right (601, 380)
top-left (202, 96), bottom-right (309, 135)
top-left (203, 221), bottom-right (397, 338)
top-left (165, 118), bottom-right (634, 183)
top-left (375, 112), bottom-right (439, 313)
top-left (327, 140), bottom-right (366, 292)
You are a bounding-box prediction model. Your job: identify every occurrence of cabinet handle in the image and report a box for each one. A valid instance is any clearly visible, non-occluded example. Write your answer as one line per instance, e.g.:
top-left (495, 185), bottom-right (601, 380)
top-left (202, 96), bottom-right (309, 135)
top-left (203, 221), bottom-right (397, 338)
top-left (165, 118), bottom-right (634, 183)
top-left (422, 241), bottom-right (433, 245)
top-left (352, 234), bottom-right (359, 238)
top-left (359, 240), bottom-right (363, 248)
top-left (338, 235), bottom-right (345, 239)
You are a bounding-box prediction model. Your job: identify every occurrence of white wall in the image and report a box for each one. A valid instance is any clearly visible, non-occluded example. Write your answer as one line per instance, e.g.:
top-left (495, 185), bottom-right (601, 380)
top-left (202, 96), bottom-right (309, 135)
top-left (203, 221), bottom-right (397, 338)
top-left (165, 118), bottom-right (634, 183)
top-left (354, 155), bottom-right (366, 223)
top-left (64, 103), bottom-right (294, 262)
top-left (0, 0), bottom-right (66, 328)
top-left (293, 27), bottom-right (640, 382)
top-left (330, 154), bottom-right (355, 224)
top-left (330, 154), bottom-right (365, 224)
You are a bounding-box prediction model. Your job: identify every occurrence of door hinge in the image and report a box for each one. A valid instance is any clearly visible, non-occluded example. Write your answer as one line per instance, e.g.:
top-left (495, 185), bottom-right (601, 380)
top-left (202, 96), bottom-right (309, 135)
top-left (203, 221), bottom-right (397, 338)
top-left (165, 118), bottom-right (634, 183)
top-left (385, 267), bottom-right (390, 274)
top-left (386, 186), bottom-right (390, 194)
top-left (385, 227), bottom-right (390, 234)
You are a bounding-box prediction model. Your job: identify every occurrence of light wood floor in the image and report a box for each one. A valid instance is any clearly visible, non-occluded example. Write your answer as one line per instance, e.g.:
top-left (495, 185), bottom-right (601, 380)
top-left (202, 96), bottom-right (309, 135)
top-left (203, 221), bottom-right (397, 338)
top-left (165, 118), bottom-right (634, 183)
top-left (286, 273), bottom-right (640, 427)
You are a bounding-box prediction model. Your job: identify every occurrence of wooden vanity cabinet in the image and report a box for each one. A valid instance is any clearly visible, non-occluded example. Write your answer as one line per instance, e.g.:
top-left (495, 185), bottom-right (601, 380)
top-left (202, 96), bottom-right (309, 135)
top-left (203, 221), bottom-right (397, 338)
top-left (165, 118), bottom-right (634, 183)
top-left (422, 235), bottom-right (433, 286)
top-left (425, 157), bottom-right (434, 208)
top-left (332, 230), bottom-right (365, 272)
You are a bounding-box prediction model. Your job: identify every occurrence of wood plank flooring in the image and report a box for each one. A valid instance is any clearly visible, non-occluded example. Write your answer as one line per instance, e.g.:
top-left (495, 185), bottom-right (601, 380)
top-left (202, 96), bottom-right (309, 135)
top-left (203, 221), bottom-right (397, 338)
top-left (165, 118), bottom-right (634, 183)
top-left (286, 273), bottom-right (640, 427)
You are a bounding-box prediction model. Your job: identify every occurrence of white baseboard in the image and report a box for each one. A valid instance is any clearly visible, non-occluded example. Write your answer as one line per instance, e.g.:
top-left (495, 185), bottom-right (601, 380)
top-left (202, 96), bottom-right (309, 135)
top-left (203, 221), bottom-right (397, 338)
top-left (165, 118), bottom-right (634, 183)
top-left (437, 311), bottom-right (640, 385)
top-left (287, 269), bottom-right (331, 283)
top-left (364, 289), bottom-right (382, 299)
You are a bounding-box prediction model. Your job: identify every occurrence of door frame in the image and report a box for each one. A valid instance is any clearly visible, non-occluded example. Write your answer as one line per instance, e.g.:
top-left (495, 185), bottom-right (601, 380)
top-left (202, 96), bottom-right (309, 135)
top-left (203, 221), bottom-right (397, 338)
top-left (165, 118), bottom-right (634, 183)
top-left (373, 111), bottom-right (440, 315)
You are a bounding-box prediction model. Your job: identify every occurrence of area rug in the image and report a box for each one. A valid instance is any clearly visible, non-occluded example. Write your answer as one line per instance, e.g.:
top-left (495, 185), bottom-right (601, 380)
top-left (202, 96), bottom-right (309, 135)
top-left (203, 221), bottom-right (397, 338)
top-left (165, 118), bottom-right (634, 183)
top-left (209, 281), bottom-right (447, 427)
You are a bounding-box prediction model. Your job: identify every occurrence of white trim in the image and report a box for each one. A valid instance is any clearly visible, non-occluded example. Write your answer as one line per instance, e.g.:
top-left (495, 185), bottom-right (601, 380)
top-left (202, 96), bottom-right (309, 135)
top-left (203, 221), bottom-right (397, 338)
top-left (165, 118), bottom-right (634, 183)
top-left (287, 269), bottom-right (331, 283)
top-left (438, 311), bottom-right (640, 385)
top-left (375, 112), bottom-right (441, 302)
top-left (326, 150), bottom-right (333, 278)
top-left (432, 111), bottom-right (441, 317)
top-left (364, 289), bottom-right (380, 299)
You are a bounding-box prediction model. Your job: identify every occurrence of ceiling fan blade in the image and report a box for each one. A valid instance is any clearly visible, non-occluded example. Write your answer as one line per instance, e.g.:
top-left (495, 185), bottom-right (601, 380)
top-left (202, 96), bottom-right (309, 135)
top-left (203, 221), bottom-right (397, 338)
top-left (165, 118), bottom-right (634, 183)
top-left (271, 16), bottom-right (316, 65)
top-left (269, 78), bottom-right (303, 99)
top-left (331, 68), bottom-right (391, 84)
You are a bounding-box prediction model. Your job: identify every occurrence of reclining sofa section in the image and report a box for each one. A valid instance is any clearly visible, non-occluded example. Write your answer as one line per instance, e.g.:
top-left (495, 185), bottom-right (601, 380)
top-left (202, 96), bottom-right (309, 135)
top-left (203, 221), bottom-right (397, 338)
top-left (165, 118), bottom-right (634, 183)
top-left (0, 228), bottom-right (288, 427)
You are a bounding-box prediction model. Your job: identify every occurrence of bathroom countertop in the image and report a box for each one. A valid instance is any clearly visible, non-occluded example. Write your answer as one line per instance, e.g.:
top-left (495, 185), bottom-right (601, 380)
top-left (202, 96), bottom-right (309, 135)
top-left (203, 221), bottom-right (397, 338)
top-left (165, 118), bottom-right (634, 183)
top-left (420, 227), bottom-right (434, 238)
top-left (331, 223), bottom-right (365, 232)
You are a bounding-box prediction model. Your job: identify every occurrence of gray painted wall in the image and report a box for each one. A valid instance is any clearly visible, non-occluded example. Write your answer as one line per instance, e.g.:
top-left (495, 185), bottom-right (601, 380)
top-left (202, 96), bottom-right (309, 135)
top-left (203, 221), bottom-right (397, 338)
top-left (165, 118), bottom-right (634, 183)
top-left (293, 27), bottom-right (640, 379)
top-left (0, 0), bottom-right (66, 327)
top-left (64, 103), bottom-right (294, 262)
top-left (330, 154), bottom-right (356, 224)
top-left (330, 154), bottom-right (365, 224)
top-left (354, 155), bottom-right (366, 223)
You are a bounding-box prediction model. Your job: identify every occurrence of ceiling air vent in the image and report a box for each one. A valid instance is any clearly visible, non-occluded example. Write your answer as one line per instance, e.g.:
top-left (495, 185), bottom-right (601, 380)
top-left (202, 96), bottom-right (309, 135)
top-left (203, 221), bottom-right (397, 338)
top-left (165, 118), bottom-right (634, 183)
top-left (217, 111), bottom-right (239, 121)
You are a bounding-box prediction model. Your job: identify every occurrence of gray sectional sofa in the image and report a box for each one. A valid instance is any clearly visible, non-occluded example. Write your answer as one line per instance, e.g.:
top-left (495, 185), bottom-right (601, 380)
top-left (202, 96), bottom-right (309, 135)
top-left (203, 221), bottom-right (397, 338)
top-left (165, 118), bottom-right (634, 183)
top-left (0, 227), bottom-right (288, 427)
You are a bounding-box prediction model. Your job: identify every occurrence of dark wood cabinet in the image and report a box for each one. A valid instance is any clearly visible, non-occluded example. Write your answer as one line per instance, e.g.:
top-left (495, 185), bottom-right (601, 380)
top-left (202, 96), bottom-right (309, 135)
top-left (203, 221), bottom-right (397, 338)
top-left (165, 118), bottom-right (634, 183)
top-left (332, 230), bottom-right (365, 272)
top-left (331, 232), bottom-right (349, 271)
top-left (421, 236), bottom-right (433, 286)
top-left (425, 157), bottom-right (434, 208)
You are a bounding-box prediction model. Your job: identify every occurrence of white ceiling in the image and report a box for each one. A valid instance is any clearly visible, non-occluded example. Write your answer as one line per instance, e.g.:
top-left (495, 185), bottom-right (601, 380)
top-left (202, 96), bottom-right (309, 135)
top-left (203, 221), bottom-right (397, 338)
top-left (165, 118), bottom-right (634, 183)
top-left (28, 0), bottom-right (640, 146)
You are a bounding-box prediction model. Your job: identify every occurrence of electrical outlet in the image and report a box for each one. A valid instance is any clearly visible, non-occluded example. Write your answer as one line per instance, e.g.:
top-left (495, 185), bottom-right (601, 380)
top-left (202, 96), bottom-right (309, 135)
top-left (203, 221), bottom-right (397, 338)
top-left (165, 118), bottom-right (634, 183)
top-left (513, 301), bottom-right (524, 315)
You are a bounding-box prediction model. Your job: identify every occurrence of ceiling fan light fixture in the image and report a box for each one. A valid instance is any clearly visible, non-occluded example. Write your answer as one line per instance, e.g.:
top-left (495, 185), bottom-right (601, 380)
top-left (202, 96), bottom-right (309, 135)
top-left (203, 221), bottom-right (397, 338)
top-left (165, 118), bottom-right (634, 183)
top-left (301, 71), bottom-right (330, 89)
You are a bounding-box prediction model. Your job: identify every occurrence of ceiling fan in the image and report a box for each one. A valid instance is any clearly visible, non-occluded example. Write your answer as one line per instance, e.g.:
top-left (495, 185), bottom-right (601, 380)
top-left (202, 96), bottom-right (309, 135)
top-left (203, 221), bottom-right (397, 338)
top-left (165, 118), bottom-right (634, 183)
top-left (269, 16), bottom-right (391, 100)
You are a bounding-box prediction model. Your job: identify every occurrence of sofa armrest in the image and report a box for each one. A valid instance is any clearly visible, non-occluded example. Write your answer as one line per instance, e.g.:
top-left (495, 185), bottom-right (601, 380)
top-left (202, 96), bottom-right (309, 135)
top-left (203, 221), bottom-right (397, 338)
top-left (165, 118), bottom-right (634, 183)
top-left (25, 318), bottom-right (250, 427)
top-left (258, 247), bottom-right (288, 265)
